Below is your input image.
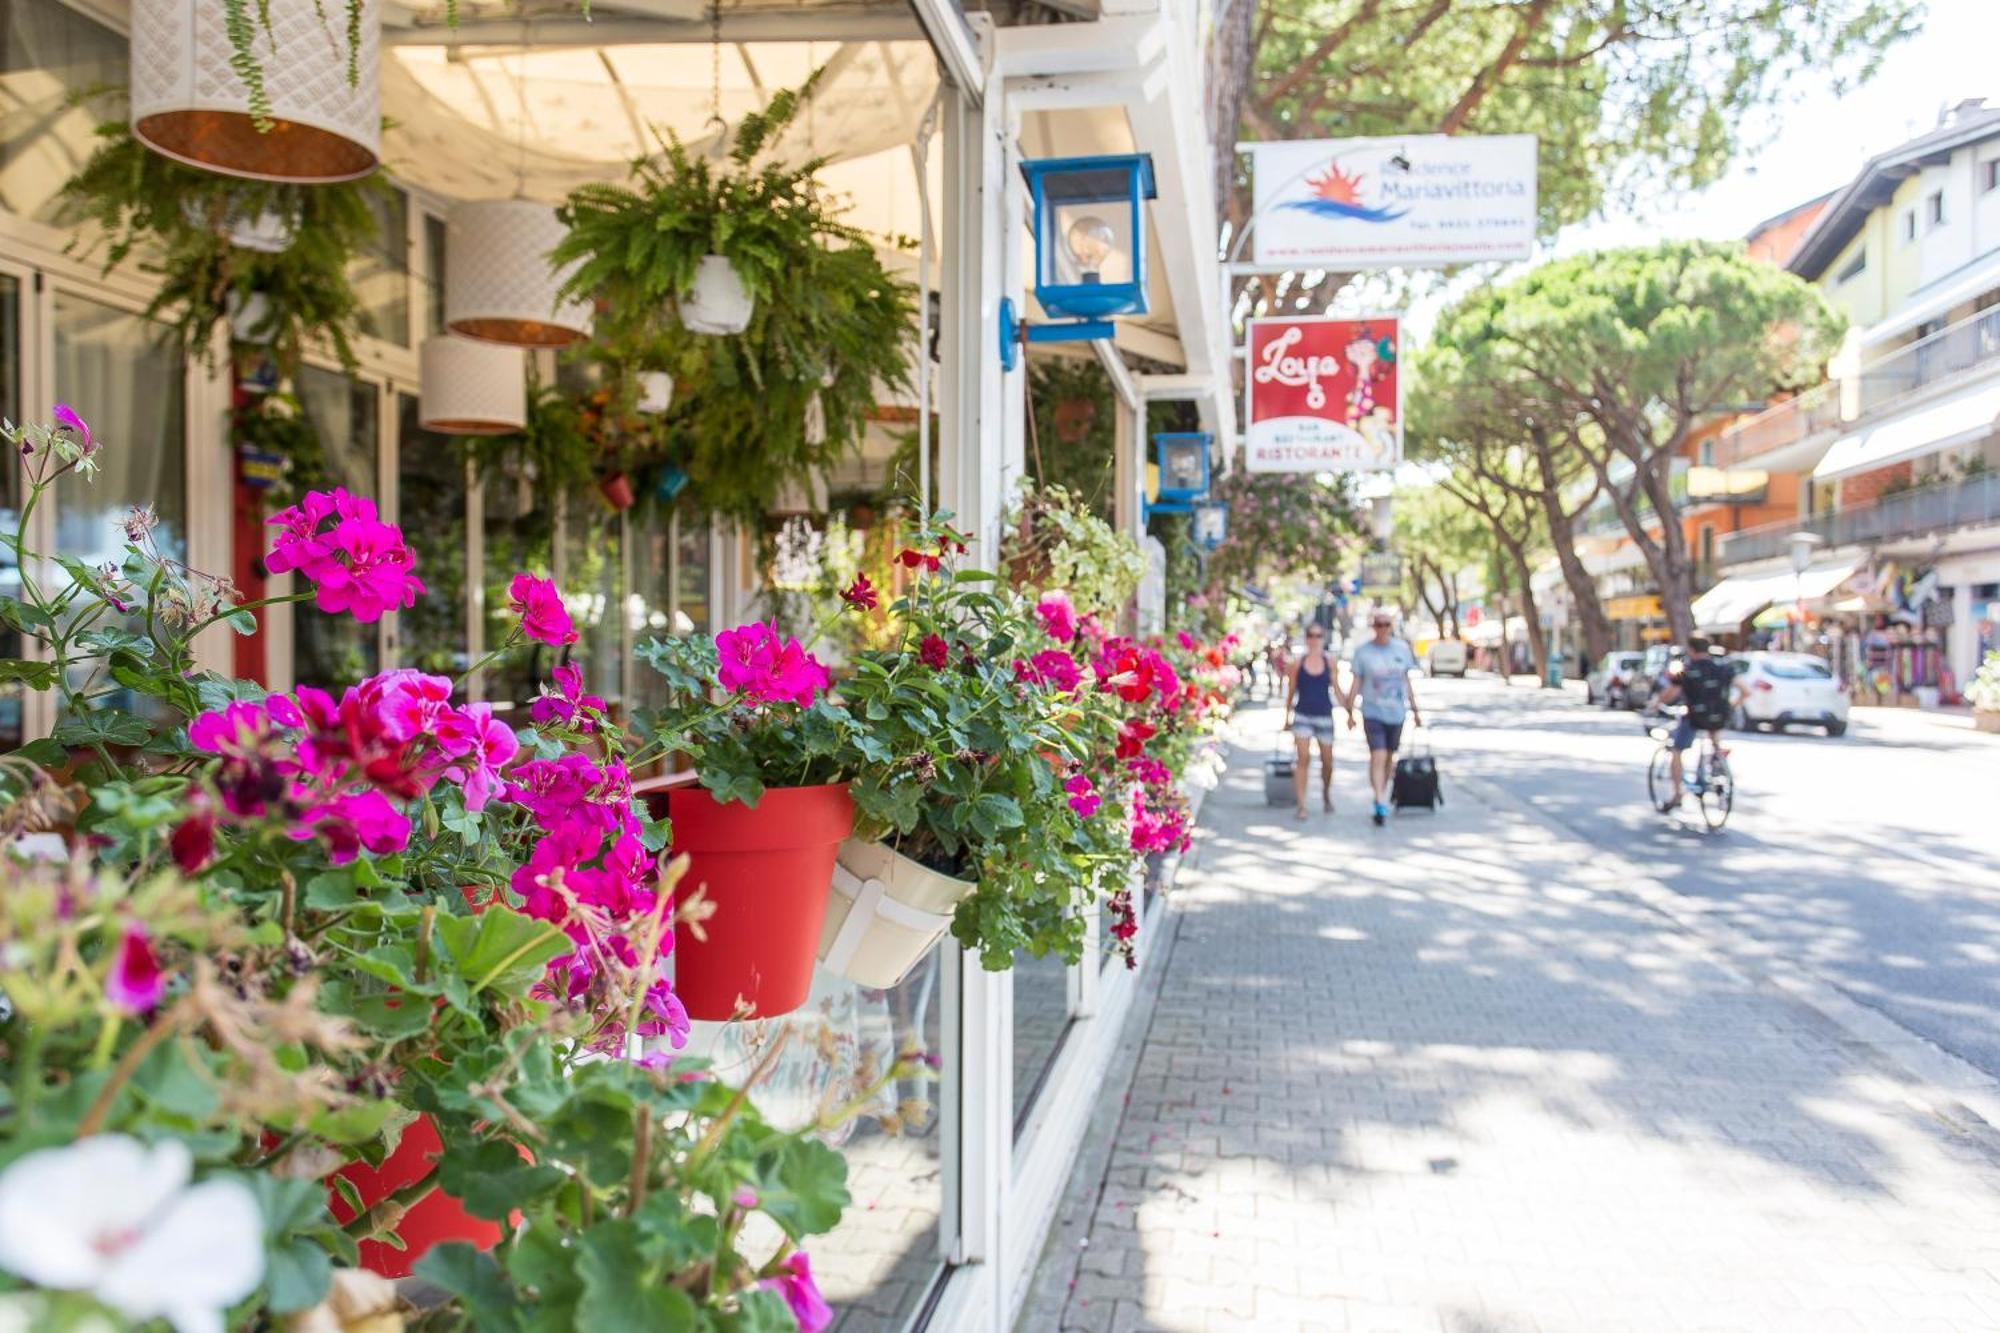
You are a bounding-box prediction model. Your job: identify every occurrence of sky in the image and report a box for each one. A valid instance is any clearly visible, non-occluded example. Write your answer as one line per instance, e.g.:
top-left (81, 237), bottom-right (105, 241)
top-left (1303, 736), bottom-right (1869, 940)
top-left (1552, 0), bottom-right (2000, 256)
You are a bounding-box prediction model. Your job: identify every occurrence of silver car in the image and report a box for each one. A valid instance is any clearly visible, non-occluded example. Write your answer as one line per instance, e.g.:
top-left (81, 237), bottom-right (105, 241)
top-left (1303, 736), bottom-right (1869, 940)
top-left (1585, 651), bottom-right (1648, 708)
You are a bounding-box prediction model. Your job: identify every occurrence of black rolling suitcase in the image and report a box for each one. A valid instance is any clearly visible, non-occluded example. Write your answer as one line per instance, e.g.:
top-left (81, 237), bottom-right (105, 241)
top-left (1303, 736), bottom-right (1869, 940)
top-left (1391, 741), bottom-right (1442, 811)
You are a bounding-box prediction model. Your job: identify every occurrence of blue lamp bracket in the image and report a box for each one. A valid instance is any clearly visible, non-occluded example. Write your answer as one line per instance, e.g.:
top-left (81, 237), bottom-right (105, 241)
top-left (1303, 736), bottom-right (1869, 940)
top-left (999, 297), bottom-right (1116, 371)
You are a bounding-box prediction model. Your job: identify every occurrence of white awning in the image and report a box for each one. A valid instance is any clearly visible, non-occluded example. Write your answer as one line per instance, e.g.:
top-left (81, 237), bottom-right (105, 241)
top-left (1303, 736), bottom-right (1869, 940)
top-left (1812, 380), bottom-right (2000, 480)
top-left (1691, 561), bottom-right (1861, 631)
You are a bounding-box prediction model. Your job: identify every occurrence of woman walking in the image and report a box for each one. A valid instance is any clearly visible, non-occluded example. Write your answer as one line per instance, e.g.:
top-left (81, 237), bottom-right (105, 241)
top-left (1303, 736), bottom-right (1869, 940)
top-left (1284, 624), bottom-right (1339, 820)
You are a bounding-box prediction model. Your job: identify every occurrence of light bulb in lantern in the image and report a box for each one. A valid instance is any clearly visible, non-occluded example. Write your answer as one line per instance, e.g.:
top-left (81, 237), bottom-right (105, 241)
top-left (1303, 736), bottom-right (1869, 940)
top-left (1065, 215), bottom-right (1117, 280)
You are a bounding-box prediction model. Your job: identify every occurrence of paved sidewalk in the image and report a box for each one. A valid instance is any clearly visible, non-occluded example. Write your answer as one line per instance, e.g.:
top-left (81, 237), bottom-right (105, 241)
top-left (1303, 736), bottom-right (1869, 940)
top-left (1024, 702), bottom-right (2000, 1333)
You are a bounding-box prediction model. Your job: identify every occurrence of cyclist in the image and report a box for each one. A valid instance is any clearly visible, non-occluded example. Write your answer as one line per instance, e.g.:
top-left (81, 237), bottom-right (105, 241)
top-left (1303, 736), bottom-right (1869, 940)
top-left (1649, 636), bottom-right (1746, 811)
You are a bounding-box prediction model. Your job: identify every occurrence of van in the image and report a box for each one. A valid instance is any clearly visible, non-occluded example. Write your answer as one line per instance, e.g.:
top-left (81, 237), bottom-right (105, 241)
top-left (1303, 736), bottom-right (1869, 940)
top-left (1426, 638), bottom-right (1468, 677)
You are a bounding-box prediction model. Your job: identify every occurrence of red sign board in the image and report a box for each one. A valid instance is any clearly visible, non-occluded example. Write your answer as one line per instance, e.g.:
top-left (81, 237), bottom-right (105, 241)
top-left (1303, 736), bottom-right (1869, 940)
top-left (1243, 315), bottom-right (1401, 474)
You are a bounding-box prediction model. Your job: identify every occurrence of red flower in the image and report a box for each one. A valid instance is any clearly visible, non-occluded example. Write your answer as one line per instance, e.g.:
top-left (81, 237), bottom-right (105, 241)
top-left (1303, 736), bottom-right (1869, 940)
top-left (897, 548), bottom-right (942, 573)
top-left (841, 574), bottom-right (880, 611)
top-left (919, 634), bottom-right (950, 670)
top-left (169, 809), bottom-right (216, 874)
top-left (1115, 719), bottom-right (1157, 759)
top-left (106, 924), bottom-right (166, 1015)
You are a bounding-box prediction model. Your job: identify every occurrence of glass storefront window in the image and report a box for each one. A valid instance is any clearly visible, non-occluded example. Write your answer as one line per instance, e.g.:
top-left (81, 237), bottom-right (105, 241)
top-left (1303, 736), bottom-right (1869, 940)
top-left (293, 368), bottom-right (381, 688)
top-left (395, 393), bottom-right (467, 681)
top-left (1012, 948), bottom-right (1073, 1132)
top-left (51, 293), bottom-right (186, 720)
top-left (422, 214), bottom-right (447, 338)
top-left (702, 956), bottom-right (948, 1333)
top-left (1, 0), bottom-right (123, 223)
top-left (479, 465), bottom-right (554, 719)
top-left (562, 491), bottom-right (624, 713)
top-left (352, 188), bottom-right (411, 347)
top-left (675, 511), bottom-right (711, 634)
top-left (0, 274), bottom-right (20, 748)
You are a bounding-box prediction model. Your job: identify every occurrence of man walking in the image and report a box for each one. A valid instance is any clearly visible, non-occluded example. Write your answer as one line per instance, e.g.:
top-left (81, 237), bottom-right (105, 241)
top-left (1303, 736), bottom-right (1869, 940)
top-left (1344, 609), bottom-right (1422, 827)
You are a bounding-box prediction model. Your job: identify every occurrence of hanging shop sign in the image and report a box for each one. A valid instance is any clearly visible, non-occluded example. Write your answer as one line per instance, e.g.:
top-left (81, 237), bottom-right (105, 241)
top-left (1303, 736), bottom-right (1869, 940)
top-left (1359, 552), bottom-right (1402, 592)
top-left (1244, 315), bottom-right (1401, 473)
top-left (1248, 135), bottom-right (1537, 270)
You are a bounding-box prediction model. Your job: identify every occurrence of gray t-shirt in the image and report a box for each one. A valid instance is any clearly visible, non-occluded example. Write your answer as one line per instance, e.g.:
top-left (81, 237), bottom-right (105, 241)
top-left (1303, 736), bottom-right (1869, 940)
top-left (1350, 639), bottom-right (1417, 723)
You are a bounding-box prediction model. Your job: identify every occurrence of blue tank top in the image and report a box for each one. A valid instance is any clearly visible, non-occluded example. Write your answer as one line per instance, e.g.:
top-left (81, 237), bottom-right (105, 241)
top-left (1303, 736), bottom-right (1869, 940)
top-left (1295, 658), bottom-right (1334, 716)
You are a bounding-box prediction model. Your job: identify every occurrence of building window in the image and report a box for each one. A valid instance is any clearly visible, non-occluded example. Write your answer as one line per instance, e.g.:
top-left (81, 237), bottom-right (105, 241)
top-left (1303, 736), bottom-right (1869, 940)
top-left (1902, 209), bottom-right (1917, 243)
top-left (294, 368), bottom-right (382, 688)
top-left (1984, 160), bottom-right (2000, 194)
top-left (351, 188), bottom-right (412, 347)
top-left (1927, 190), bottom-right (1946, 228)
top-left (0, 0), bottom-right (125, 222)
top-left (1836, 250), bottom-right (1866, 284)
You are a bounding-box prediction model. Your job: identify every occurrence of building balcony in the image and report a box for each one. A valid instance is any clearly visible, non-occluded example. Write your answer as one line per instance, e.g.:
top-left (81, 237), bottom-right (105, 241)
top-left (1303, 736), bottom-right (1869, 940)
top-left (1712, 383), bottom-right (1842, 469)
top-left (1716, 471), bottom-right (2000, 566)
top-left (1856, 305), bottom-right (2000, 418)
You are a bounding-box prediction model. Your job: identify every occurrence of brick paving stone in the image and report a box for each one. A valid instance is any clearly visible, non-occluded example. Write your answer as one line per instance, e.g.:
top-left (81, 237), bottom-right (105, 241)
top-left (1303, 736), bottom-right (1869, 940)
top-left (1021, 707), bottom-right (2000, 1333)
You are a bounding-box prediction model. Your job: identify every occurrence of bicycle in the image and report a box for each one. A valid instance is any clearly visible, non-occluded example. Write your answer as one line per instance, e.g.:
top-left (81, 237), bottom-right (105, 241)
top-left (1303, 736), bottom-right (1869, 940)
top-left (1645, 706), bottom-right (1734, 830)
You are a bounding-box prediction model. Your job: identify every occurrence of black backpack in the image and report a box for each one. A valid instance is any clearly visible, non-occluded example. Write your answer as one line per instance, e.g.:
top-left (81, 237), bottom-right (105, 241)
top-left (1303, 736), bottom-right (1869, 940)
top-left (1391, 749), bottom-right (1442, 810)
top-left (1680, 656), bottom-right (1733, 730)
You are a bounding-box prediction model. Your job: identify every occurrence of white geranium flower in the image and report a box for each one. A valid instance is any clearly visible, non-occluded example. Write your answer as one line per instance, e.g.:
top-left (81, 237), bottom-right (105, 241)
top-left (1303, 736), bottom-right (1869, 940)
top-left (0, 1135), bottom-right (266, 1333)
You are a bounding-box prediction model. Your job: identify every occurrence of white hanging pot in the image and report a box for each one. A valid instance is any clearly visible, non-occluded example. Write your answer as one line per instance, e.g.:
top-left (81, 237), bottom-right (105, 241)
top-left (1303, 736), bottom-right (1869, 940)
top-left (129, 0), bottom-right (381, 183)
top-left (229, 209), bottom-right (295, 253)
top-left (818, 839), bottom-right (977, 989)
top-left (636, 371), bottom-right (674, 414)
top-left (680, 255), bottom-right (754, 336)
top-left (418, 335), bottom-right (526, 435)
top-left (227, 290), bottom-right (273, 343)
top-left (445, 199), bottom-right (594, 348)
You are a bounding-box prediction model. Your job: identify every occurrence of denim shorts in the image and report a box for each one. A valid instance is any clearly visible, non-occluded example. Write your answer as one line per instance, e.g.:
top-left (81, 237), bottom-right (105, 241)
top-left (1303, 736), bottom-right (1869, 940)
top-left (1362, 717), bottom-right (1404, 752)
top-left (1669, 716), bottom-right (1698, 751)
top-left (1292, 714), bottom-right (1337, 743)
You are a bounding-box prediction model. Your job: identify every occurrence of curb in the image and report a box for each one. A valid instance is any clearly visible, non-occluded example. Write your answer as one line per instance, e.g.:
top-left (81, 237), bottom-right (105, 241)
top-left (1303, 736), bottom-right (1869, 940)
top-left (1454, 763), bottom-right (2000, 1143)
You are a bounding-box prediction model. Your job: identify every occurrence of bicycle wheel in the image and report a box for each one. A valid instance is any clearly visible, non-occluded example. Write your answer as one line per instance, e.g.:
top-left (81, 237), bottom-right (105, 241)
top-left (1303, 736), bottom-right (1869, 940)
top-left (1647, 745), bottom-right (1675, 812)
top-left (1698, 751), bottom-right (1733, 830)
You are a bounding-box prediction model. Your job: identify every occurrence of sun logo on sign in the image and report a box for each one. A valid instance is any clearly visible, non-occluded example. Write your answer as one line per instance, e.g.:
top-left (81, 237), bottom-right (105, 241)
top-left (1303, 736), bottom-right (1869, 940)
top-left (1285, 159), bottom-right (1408, 224)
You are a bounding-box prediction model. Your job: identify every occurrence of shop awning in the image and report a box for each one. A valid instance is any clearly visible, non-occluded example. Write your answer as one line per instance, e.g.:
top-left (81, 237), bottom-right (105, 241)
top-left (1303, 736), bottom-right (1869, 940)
top-left (1690, 561), bottom-right (1861, 631)
top-left (1811, 381), bottom-right (2000, 480)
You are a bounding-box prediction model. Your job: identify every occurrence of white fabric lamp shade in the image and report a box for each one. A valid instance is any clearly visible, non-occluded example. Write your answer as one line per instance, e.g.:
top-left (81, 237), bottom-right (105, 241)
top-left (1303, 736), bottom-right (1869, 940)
top-left (681, 255), bottom-right (755, 336)
top-left (130, 0), bottom-right (381, 182)
top-left (419, 335), bottom-right (527, 435)
top-left (445, 199), bottom-right (593, 348)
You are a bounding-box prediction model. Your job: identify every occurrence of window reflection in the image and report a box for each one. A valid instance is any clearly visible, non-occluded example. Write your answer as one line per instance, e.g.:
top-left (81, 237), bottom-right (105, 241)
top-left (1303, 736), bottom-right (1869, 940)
top-left (52, 293), bottom-right (186, 722)
top-left (1012, 947), bottom-right (1073, 1132)
top-left (701, 956), bottom-right (947, 1332)
top-left (562, 490), bottom-right (623, 714)
top-left (480, 461), bottom-right (553, 718)
top-left (293, 368), bottom-right (380, 688)
top-left (352, 188), bottom-right (411, 347)
top-left (0, 0), bottom-right (123, 223)
top-left (394, 394), bottom-right (467, 681)
top-left (0, 275), bottom-right (21, 748)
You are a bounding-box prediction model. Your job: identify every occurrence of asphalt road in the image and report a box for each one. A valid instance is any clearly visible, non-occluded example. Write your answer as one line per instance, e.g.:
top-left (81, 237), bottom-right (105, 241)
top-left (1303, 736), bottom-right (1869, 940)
top-left (1402, 673), bottom-right (2000, 1080)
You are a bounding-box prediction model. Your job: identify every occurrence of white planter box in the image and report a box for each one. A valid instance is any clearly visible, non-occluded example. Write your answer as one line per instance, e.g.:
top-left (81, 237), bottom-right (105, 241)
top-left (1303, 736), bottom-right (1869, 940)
top-left (818, 838), bottom-right (975, 989)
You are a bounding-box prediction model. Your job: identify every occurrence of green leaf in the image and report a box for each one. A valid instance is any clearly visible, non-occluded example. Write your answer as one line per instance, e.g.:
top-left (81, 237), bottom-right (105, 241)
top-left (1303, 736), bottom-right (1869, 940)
top-left (434, 1139), bottom-right (566, 1221)
top-left (0, 659), bottom-right (57, 689)
top-left (76, 627), bottom-right (154, 659)
top-left (52, 709), bottom-right (151, 749)
top-left (11, 738), bottom-right (67, 768)
top-left (575, 1220), bottom-right (696, 1330)
top-left (223, 608), bottom-right (259, 635)
top-left (434, 907), bottom-right (571, 999)
top-left (752, 1137), bottom-right (849, 1239)
top-left (0, 595), bottom-right (53, 633)
top-left (318, 979), bottom-right (435, 1040)
top-left (241, 1174), bottom-right (336, 1313)
top-left (416, 1243), bottom-right (524, 1333)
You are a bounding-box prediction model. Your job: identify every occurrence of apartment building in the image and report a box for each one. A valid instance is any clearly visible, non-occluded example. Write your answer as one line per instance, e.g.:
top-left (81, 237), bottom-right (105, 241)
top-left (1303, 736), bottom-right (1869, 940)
top-left (1699, 100), bottom-right (2000, 704)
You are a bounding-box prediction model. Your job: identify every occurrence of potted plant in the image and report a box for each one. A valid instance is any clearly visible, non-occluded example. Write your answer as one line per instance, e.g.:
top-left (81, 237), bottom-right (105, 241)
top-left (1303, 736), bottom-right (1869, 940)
top-left (633, 625), bottom-right (859, 1021)
top-left (0, 406), bottom-right (889, 1331)
top-left (60, 115), bottom-right (382, 377)
top-left (999, 480), bottom-right (1147, 620)
top-left (552, 73), bottom-right (917, 522)
top-left (1971, 650), bottom-right (2000, 733)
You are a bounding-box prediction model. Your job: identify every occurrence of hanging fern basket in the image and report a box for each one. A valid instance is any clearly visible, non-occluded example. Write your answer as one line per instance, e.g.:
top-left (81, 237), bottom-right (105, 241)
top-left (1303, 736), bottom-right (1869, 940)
top-left (129, 0), bottom-right (382, 183)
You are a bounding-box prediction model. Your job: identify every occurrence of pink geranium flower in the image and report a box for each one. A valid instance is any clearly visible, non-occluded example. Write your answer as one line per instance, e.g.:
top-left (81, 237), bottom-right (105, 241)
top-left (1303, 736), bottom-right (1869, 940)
top-left (761, 1253), bottom-right (832, 1333)
top-left (1035, 591), bottom-right (1077, 643)
top-left (715, 623), bottom-right (830, 707)
top-left (508, 573), bottom-right (578, 646)
top-left (530, 661), bottom-right (608, 731)
top-left (266, 488), bottom-right (424, 624)
top-left (918, 634), bottom-right (950, 670)
top-left (300, 788), bottom-right (413, 865)
top-left (105, 924), bottom-right (165, 1015)
top-left (437, 702), bottom-right (518, 811)
top-left (1029, 649), bottom-right (1081, 692)
top-left (1064, 774), bottom-right (1101, 819)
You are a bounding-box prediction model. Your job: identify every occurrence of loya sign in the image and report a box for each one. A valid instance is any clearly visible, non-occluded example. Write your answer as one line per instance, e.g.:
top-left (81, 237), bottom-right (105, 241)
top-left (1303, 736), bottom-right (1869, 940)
top-left (1243, 316), bottom-right (1401, 474)
top-left (1248, 135), bottom-right (1537, 270)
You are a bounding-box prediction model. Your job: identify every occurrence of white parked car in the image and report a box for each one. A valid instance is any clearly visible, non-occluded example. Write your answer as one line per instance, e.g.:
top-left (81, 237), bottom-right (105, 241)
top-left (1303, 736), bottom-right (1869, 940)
top-left (1586, 651), bottom-right (1648, 708)
top-left (1426, 638), bottom-right (1468, 677)
top-left (1731, 652), bottom-right (1850, 737)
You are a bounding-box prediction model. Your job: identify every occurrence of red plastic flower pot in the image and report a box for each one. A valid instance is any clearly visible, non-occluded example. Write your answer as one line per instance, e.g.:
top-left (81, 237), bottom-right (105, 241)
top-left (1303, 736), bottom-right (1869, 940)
top-left (599, 471), bottom-right (636, 511)
top-left (665, 781), bottom-right (855, 1021)
top-left (328, 1114), bottom-right (502, 1279)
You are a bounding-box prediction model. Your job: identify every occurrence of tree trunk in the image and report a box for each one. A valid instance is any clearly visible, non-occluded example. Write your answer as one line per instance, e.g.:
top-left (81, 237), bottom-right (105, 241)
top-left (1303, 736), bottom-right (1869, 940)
top-left (1530, 429), bottom-right (1612, 666)
top-left (1490, 556), bottom-right (1514, 685)
top-left (1636, 457), bottom-right (1698, 643)
top-left (1206, 0), bottom-right (1259, 233)
top-left (1443, 571), bottom-right (1460, 639)
top-left (1508, 544), bottom-right (1551, 686)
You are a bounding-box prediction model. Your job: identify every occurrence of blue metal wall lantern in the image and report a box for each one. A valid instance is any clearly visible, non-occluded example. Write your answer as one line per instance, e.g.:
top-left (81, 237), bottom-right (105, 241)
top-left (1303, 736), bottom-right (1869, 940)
top-left (1000, 153), bottom-right (1157, 369)
top-left (1154, 432), bottom-right (1212, 503)
top-left (1192, 500), bottom-right (1229, 550)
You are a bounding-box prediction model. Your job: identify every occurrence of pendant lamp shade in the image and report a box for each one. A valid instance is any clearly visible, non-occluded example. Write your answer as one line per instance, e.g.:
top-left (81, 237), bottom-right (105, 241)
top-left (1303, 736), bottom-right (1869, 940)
top-left (419, 336), bottom-right (527, 435)
top-left (130, 0), bottom-right (381, 182)
top-left (445, 200), bottom-right (593, 348)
